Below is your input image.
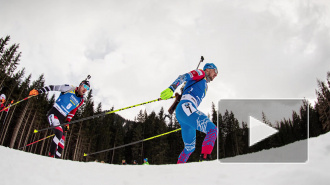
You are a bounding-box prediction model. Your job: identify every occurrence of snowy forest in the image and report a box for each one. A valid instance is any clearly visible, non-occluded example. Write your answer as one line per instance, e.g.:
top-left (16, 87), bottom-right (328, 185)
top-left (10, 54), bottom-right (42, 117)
top-left (1, 35), bottom-right (329, 164)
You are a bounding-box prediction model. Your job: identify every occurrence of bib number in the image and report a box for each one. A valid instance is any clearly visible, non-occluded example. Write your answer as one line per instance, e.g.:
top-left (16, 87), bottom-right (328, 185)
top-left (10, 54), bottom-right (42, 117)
top-left (66, 103), bottom-right (72, 110)
top-left (182, 102), bottom-right (197, 116)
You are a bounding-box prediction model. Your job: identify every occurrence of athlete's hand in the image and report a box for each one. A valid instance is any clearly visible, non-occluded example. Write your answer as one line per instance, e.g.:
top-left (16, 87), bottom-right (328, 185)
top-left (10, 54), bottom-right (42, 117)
top-left (29, 89), bottom-right (39, 96)
top-left (1, 99), bottom-right (5, 104)
top-left (65, 124), bottom-right (69, 131)
top-left (160, 88), bottom-right (174, 100)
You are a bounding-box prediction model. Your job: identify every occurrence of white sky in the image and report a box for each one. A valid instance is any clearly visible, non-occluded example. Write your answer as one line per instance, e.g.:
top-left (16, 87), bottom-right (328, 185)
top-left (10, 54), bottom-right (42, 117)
top-left (1, 0), bottom-right (329, 120)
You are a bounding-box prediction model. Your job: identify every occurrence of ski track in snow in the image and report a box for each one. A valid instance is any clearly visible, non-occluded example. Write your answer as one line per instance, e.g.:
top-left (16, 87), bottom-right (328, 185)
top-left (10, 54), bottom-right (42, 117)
top-left (1, 133), bottom-right (330, 185)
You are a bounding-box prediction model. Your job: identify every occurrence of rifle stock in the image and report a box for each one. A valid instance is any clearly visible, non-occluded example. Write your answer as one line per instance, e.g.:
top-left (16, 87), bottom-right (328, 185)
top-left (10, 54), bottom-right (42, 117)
top-left (168, 93), bottom-right (182, 114)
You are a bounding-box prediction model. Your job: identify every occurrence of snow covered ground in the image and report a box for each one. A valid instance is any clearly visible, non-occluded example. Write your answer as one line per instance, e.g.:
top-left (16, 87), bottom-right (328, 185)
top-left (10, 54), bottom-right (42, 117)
top-left (1, 132), bottom-right (330, 185)
top-left (220, 139), bottom-right (308, 163)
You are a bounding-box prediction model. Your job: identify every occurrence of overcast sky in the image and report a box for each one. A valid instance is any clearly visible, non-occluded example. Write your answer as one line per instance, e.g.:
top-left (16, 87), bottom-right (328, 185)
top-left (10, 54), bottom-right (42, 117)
top-left (218, 99), bottom-right (304, 127)
top-left (1, 0), bottom-right (329, 121)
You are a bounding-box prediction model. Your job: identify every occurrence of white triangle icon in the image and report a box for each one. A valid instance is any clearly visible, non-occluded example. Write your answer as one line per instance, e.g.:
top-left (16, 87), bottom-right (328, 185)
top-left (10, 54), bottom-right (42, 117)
top-left (249, 116), bottom-right (278, 147)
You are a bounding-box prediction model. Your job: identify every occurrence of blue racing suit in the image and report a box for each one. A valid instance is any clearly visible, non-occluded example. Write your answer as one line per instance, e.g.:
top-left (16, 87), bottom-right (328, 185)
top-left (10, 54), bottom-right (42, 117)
top-left (37, 84), bottom-right (84, 158)
top-left (169, 69), bottom-right (217, 163)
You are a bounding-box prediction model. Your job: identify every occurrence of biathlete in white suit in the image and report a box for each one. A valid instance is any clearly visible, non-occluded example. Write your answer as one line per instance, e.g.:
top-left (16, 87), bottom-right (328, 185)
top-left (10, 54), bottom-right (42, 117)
top-left (29, 80), bottom-right (90, 158)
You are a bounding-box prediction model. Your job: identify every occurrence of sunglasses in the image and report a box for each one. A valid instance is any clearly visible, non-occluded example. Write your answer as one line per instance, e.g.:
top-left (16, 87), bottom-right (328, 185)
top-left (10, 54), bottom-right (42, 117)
top-left (83, 84), bottom-right (90, 91)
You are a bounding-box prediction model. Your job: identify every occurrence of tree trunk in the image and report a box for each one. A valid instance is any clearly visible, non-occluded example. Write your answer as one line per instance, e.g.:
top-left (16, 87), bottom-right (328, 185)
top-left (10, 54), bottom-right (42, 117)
top-left (9, 100), bottom-right (31, 148)
top-left (73, 123), bottom-right (82, 161)
top-left (44, 136), bottom-right (51, 156)
top-left (86, 138), bottom-right (92, 162)
top-left (33, 137), bottom-right (39, 154)
top-left (0, 105), bottom-right (16, 145)
top-left (73, 137), bottom-right (80, 161)
top-left (22, 112), bottom-right (36, 152)
top-left (39, 129), bottom-right (49, 155)
top-left (78, 138), bottom-right (83, 161)
top-left (0, 107), bottom-right (5, 121)
top-left (29, 133), bottom-right (36, 153)
top-left (64, 124), bottom-right (74, 159)
top-left (63, 131), bottom-right (71, 159)
top-left (0, 111), bottom-right (9, 138)
top-left (111, 133), bottom-right (117, 164)
top-left (111, 142), bottom-right (116, 164)
top-left (0, 88), bottom-right (25, 145)
top-left (235, 132), bottom-right (239, 155)
top-left (141, 141), bottom-right (144, 162)
top-left (17, 109), bottom-right (33, 148)
top-left (220, 134), bottom-right (225, 158)
top-left (0, 76), bottom-right (8, 92)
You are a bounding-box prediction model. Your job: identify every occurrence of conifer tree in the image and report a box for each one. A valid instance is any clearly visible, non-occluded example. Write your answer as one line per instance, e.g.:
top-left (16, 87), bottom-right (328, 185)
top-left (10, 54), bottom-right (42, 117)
top-left (0, 36), bottom-right (21, 87)
top-left (315, 72), bottom-right (330, 132)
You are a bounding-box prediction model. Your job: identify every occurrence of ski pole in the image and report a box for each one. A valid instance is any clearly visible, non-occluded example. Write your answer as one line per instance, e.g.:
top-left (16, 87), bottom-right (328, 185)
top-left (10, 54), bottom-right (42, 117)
top-left (18, 134), bottom-right (55, 150)
top-left (84, 128), bottom-right (181, 156)
top-left (34, 96), bottom-right (175, 133)
top-left (0, 95), bottom-right (37, 112)
top-left (18, 131), bottom-right (68, 149)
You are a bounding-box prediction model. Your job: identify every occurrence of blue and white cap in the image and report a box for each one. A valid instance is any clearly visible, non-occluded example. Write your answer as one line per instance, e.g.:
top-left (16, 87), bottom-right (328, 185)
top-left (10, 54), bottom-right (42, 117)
top-left (203, 63), bottom-right (218, 74)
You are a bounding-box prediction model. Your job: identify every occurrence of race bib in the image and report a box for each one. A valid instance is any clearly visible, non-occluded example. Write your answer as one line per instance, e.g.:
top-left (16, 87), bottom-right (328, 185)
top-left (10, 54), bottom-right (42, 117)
top-left (182, 102), bottom-right (197, 116)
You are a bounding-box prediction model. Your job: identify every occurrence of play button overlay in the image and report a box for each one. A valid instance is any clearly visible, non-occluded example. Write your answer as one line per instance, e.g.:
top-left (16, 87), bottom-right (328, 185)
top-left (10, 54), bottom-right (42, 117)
top-left (249, 116), bottom-right (278, 147)
top-left (218, 99), bottom-right (308, 163)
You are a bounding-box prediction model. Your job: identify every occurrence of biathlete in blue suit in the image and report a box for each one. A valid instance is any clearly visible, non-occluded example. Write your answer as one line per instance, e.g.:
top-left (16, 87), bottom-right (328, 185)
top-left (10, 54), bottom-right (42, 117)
top-left (160, 63), bottom-right (218, 163)
top-left (29, 80), bottom-right (90, 158)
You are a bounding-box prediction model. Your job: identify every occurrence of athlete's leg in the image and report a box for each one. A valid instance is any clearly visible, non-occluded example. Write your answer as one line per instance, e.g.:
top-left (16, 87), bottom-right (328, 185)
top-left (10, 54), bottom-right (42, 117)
top-left (49, 126), bottom-right (63, 158)
top-left (177, 101), bottom-right (218, 160)
top-left (55, 134), bottom-right (65, 158)
top-left (177, 123), bottom-right (196, 163)
top-left (47, 114), bottom-right (63, 158)
top-left (176, 101), bottom-right (197, 163)
top-left (193, 110), bottom-right (217, 158)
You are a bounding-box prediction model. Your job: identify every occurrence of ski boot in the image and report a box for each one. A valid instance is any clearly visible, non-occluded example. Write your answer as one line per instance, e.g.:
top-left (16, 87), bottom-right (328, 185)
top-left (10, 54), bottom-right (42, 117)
top-left (199, 153), bottom-right (212, 162)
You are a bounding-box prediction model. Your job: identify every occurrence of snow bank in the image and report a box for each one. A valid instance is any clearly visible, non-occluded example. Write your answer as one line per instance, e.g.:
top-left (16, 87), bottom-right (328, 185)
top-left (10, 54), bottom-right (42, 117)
top-left (0, 132), bottom-right (330, 185)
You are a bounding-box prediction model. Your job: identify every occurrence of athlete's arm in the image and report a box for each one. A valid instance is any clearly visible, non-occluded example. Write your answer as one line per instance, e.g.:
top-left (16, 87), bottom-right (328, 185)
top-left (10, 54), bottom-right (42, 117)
top-left (29, 84), bottom-right (75, 96)
top-left (66, 99), bottom-right (84, 122)
top-left (160, 69), bottom-right (205, 100)
top-left (64, 98), bottom-right (84, 131)
top-left (169, 69), bottom-right (205, 92)
top-left (38, 84), bottom-right (75, 94)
